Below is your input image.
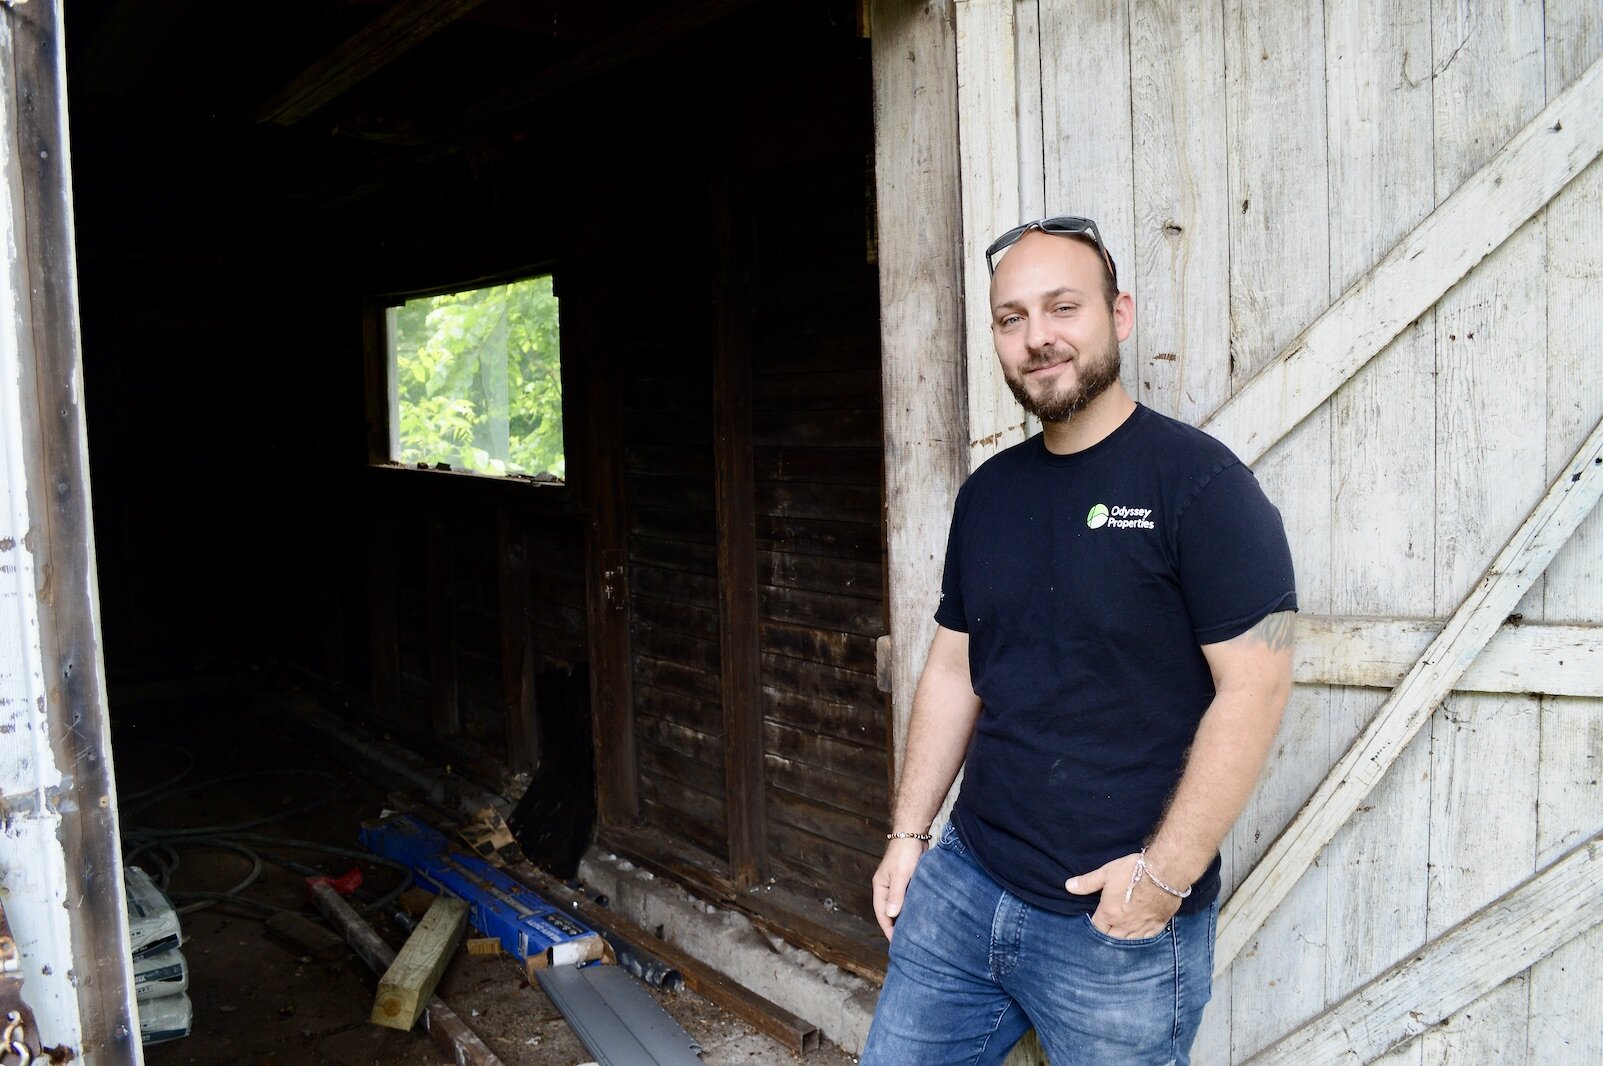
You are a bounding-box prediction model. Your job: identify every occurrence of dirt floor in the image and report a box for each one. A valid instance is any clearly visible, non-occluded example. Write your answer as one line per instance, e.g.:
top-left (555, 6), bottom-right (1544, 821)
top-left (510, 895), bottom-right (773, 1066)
top-left (112, 679), bottom-right (859, 1066)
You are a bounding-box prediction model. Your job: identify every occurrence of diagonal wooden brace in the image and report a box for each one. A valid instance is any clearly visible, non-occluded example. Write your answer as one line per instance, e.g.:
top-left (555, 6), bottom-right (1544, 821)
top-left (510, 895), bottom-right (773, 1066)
top-left (1216, 413), bottom-right (1603, 973)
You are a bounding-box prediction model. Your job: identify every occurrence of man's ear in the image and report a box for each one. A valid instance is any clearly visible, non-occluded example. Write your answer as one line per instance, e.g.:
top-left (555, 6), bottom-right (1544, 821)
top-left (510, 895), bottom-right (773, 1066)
top-left (1113, 290), bottom-right (1135, 343)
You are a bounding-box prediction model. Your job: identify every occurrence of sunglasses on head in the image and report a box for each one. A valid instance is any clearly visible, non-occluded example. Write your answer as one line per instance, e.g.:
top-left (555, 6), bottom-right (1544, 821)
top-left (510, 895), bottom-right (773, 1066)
top-left (985, 216), bottom-right (1118, 285)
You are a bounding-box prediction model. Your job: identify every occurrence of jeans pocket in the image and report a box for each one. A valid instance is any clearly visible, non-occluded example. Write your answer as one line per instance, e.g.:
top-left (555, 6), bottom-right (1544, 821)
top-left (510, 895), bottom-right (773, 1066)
top-left (1080, 913), bottom-right (1171, 948)
top-left (935, 822), bottom-right (966, 855)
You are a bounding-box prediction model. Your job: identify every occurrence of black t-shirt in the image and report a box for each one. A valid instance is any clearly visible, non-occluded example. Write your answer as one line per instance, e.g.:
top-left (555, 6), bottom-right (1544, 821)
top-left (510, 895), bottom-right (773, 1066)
top-left (935, 404), bottom-right (1297, 915)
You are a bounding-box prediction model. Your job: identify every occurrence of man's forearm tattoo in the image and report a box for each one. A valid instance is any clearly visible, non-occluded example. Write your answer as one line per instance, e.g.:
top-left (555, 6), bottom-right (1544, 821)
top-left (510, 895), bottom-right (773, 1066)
top-left (1240, 610), bottom-right (1295, 652)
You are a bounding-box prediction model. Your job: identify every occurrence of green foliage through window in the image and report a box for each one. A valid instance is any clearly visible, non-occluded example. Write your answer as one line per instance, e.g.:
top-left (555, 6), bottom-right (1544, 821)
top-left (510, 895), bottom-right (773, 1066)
top-left (386, 275), bottom-right (563, 479)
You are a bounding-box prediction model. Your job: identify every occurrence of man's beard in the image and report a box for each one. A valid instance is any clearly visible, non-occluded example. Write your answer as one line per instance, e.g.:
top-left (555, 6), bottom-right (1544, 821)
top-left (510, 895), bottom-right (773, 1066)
top-left (1003, 335), bottom-right (1122, 423)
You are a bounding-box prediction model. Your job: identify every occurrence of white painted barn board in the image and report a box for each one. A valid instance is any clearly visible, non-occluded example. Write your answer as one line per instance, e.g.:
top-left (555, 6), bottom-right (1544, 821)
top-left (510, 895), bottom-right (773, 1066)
top-left (1037, 0), bottom-right (1136, 400)
top-left (1425, 3), bottom-right (1549, 1059)
top-left (869, 0), bottom-right (969, 786)
top-left (956, 0), bottom-right (1026, 468)
top-left (1216, 3), bottom-right (1335, 1056)
top-left (1319, 8), bottom-right (1437, 1059)
top-left (1128, 0), bottom-right (1231, 428)
top-left (1244, 832), bottom-right (1603, 1065)
top-left (874, 0), bottom-right (1603, 1060)
top-left (1294, 617), bottom-right (1603, 697)
top-left (1531, 2), bottom-right (1603, 1060)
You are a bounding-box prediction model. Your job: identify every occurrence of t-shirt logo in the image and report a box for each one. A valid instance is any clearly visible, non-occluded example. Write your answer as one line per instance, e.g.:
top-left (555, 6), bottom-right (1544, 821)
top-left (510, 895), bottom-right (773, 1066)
top-left (1087, 503), bottom-right (1155, 530)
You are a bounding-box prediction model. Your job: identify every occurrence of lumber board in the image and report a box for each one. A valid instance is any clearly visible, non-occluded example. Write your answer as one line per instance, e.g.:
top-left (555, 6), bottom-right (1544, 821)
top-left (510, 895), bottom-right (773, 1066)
top-left (255, 0), bottom-right (491, 126)
top-left (1201, 53), bottom-right (1603, 467)
top-left (372, 895), bottom-right (469, 1031)
top-left (1532, 7), bottom-right (1603, 1060)
top-left (1244, 832), bottom-right (1603, 1065)
top-left (870, 0), bottom-right (969, 788)
top-left (711, 162), bottom-right (766, 889)
top-left (1293, 616), bottom-right (1603, 697)
top-left (1318, 10), bottom-right (1439, 1055)
top-left (1423, 7), bottom-right (1551, 1057)
top-left (1129, 0), bottom-right (1230, 427)
top-left (312, 884), bottom-right (502, 1065)
top-left (955, 0), bottom-right (1026, 466)
top-left (1038, 0), bottom-right (1133, 397)
top-left (1217, 3), bottom-right (1333, 1052)
top-left (1217, 413), bottom-right (1603, 975)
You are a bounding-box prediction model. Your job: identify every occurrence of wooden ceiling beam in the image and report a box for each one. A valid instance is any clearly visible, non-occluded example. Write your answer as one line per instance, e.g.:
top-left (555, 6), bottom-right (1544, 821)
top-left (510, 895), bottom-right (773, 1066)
top-left (254, 0), bottom-right (494, 127)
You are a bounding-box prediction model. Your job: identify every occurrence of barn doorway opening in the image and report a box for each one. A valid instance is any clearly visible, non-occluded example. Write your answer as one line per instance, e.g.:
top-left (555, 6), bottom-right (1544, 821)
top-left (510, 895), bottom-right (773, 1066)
top-left (64, 0), bottom-right (890, 1058)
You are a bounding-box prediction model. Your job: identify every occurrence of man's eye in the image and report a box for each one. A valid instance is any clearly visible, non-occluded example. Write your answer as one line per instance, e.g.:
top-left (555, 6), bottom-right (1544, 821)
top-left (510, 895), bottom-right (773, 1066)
top-left (1054, 304), bottom-right (1077, 314)
top-left (1000, 315), bottom-right (1022, 327)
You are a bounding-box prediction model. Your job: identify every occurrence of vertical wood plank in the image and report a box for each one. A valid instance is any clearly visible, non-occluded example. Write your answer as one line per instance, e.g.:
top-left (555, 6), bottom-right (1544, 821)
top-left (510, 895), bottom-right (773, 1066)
top-left (426, 510), bottom-right (460, 737)
top-left (367, 491), bottom-right (402, 722)
top-left (1321, 5), bottom-right (1436, 1059)
top-left (1426, 1), bottom-right (1547, 1060)
top-left (578, 271), bottom-right (639, 827)
top-left (712, 162), bottom-right (766, 888)
top-left (1532, 2), bottom-right (1603, 1058)
top-left (1218, 2), bottom-right (1330, 1057)
top-left (1038, 0), bottom-right (1136, 395)
top-left (1128, 0), bottom-right (1230, 427)
top-left (870, 0), bottom-right (969, 787)
top-left (497, 507), bottom-right (536, 773)
top-left (2, 0), bottom-right (139, 1051)
top-left (1013, 0), bottom-right (1045, 224)
top-left (956, 0), bottom-right (1025, 467)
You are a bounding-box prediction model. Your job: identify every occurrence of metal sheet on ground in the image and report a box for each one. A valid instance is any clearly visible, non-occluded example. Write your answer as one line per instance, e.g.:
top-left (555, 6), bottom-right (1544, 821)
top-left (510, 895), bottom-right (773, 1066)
top-left (535, 965), bottom-right (702, 1066)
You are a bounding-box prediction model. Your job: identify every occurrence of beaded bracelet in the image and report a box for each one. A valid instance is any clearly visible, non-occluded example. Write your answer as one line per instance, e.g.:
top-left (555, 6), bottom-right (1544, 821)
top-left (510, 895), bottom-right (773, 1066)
top-left (1123, 848), bottom-right (1192, 903)
top-left (886, 831), bottom-right (933, 841)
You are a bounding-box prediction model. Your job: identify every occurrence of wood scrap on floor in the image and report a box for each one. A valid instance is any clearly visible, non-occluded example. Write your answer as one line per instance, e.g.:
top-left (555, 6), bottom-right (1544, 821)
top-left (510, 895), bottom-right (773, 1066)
top-left (311, 882), bottom-right (505, 1066)
top-left (372, 894), bottom-right (469, 1030)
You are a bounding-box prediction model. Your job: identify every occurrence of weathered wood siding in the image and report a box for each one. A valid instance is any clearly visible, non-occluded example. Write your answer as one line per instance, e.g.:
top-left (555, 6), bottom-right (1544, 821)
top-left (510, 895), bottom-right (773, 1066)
top-left (746, 64), bottom-right (888, 914)
top-left (905, 0), bottom-right (1603, 1060)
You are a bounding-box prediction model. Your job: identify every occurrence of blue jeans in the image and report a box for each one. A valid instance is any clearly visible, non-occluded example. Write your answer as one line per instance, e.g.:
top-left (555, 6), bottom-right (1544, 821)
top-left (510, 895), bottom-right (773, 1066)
top-left (861, 824), bottom-right (1215, 1066)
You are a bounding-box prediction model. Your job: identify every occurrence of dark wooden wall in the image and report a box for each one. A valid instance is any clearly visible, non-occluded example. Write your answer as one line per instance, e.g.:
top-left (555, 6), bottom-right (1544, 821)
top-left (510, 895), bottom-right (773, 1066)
top-left (72, 0), bottom-right (888, 943)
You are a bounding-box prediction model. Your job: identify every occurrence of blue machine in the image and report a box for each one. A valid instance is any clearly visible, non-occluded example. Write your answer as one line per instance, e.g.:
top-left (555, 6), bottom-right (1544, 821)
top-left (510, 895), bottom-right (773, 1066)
top-left (360, 814), bottom-right (602, 970)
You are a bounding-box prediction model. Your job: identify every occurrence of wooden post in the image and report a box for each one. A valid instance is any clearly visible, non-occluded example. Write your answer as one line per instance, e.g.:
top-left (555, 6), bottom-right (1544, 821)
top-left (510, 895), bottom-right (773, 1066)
top-left (372, 895), bottom-right (470, 1031)
top-left (870, 0), bottom-right (970, 791)
top-left (710, 162), bottom-right (766, 888)
top-left (576, 270), bottom-right (639, 826)
top-left (0, 1), bottom-right (138, 1057)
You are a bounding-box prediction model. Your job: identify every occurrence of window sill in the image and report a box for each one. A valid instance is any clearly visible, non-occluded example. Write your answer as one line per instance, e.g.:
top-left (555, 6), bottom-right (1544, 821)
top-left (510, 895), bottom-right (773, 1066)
top-left (365, 462), bottom-right (579, 517)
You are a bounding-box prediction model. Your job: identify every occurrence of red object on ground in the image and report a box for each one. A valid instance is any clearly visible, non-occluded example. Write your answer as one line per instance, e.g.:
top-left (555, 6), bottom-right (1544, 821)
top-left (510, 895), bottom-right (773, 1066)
top-left (306, 866), bottom-right (364, 898)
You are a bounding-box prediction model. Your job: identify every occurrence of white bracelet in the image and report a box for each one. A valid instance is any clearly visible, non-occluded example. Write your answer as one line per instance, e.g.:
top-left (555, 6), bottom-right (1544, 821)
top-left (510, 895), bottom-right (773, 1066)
top-left (1123, 848), bottom-right (1192, 903)
top-left (886, 831), bottom-right (933, 841)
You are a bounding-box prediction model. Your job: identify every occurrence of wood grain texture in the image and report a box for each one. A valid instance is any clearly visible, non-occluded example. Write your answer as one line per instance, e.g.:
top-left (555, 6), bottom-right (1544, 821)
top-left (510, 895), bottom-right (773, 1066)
top-left (1425, 4), bottom-right (1549, 1057)
top-left (372, 895), bottom-right (469, 1031)
top-left (1129, 0), bottom-right (1230, 427)
top-left (1038, 0), bottom-right (1135, 397)
top-left (1243, 832), bottom-right (1603, 1065)
top-left (712, 163), bottom-right (766, 889)
top-left (1218, 413), bottom-right (1603, 974)
top-left (956, 0), bottom-right (1025, 466)
top-left (1218, 4), bottom-right (1332, 1055)
top-left (1202, 51), bottom-right (1603, 467)
top-left (1293, 615), bottom-right (1603, 697)
top-left (1319, 9), bottom-right (1437, 1052)
top-left (870, 0), bottom-right (969, 793)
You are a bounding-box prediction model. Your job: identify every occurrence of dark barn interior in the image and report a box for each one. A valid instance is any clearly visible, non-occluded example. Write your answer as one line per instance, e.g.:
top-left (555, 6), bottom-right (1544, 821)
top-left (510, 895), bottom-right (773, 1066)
top-left (63, 0), bottom-right (891, 1055)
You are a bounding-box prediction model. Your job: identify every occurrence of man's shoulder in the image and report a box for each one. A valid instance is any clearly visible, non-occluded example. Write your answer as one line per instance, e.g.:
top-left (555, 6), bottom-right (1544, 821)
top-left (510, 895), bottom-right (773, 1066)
top-left (1133, 406), bottom-right (1242, 473)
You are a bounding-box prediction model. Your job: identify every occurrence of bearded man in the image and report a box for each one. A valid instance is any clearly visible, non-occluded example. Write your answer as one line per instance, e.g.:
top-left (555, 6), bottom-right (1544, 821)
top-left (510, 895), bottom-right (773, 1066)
top-left (860, 218), bottom-right (1298, 1065)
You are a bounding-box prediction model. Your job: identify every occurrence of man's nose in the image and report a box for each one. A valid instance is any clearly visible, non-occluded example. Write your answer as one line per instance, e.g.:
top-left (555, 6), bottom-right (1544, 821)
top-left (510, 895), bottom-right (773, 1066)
top-left (1025, 317), bottom-right (1055, 354)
